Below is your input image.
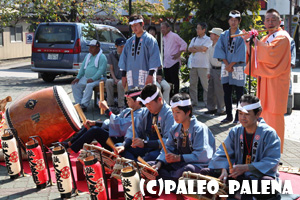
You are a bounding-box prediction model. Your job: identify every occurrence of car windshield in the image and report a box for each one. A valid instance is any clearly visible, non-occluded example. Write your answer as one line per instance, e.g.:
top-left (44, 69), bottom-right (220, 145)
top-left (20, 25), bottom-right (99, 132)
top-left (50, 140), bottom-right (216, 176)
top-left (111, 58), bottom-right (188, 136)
top-left (35, 25), bottom-right (75, 44)
top-left (82, 25), bottom-right (123, 43)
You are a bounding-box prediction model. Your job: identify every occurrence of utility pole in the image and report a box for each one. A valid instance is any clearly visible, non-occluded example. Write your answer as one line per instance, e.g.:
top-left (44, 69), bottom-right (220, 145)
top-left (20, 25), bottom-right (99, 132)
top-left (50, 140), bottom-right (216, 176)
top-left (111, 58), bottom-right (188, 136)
top-left (129, 0), bottom-right (132, 36)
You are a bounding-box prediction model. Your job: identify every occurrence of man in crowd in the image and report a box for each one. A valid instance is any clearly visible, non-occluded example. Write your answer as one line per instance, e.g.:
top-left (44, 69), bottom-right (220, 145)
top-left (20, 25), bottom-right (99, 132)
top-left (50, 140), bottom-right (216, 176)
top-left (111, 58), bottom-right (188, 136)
top-left (119, 14), bottom-right (161, 90)
top-left (205, 28), bottom-right (226, 116)
top-left (244, 8), bottom-right (291, 152)
top-left (147, 25), bottom-right (171, 104)
top-left (214, 10), bottom-right (246, 124)
top-left (71, 39), bottom-right (107, 111)
top-left (200, 95), bottom-right (281, 200)
top-left (188, 22), bottom-right (212, 107)
top-left (151, 93), bottom-right (215, 181)
top-left (116, 84), bottom-right (175, 161)
top-left (105, 38), bottom-right (126, 112)
top-left (161, 22), bottom-right (187, 95)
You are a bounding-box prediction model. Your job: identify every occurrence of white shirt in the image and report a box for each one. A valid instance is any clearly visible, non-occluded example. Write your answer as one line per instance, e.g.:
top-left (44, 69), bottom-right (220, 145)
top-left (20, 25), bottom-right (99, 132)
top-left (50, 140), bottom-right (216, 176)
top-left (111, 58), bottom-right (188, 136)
top-left (208, 43), bottom-right (222, 74)
top-left (188, 35), bottom-right (212, 68)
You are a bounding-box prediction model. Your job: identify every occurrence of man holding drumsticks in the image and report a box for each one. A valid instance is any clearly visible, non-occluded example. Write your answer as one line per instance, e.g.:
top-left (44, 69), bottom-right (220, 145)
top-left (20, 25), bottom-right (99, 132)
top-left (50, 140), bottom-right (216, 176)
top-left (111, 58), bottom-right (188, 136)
top-left (62, 88), bottom-right (146, 153)
top-left (199, 95), bottom-right (281, 200)
top-left (116, 84), bottom-right (175, 161)
top-left (150, 93), bottom-right (215, 181)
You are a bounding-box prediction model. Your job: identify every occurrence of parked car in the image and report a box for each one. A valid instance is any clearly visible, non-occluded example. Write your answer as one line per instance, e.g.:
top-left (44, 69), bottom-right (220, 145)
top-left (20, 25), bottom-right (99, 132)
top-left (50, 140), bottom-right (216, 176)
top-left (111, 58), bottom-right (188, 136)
top-left (31, 22), bottom-right (125, 82)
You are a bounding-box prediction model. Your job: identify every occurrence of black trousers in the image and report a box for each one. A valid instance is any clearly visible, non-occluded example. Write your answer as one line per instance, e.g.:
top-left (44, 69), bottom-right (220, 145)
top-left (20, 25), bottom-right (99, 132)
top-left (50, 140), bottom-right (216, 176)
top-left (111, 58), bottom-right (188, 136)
top-left (222, 83), bottom-right (244, 120)
top-left (164, 62), bottom-right (180, 95)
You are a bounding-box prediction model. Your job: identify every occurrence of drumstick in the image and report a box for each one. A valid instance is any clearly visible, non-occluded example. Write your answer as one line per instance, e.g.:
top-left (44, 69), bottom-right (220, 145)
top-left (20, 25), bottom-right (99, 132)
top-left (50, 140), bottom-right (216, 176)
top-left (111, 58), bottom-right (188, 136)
top-left (106, 137), bottom-right (117, 153)
top-left (153, 124), bottom-right (167, 154)
top-left (99, 81), bottom-right (105, 115)
top-left (230, 28), bottom-right (276, 38)
top-left (222, 142), bottom-right (233, 169)
top-left (137, 156), bottom-right (152, 168)
top-left (131, 110), bottom-right (135, 139)
top-left (74, 104), bottom-right (90, 130)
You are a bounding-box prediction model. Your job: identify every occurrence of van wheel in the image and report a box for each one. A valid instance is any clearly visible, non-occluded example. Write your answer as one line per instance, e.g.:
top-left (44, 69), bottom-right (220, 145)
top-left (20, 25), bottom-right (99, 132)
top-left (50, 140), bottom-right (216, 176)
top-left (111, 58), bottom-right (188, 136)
top-left (41, 73), bottom-right (56, 82)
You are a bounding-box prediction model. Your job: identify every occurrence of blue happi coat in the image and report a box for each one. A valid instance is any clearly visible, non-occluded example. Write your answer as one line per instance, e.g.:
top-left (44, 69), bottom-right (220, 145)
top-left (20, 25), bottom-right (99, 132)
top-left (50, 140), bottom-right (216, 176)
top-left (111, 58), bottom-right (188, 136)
top-left (209, 119), bottom-right (281, 178)
top-left (214, 28), bottom-right (246, 87)
top-left (102, 107), bottom-right (147, 137)
top-left (156, 116), bottom-right (216, 168)
top-left (125, 102), bottom-right (175, 147)
top-left (118, 31), bottom-right (161, 89)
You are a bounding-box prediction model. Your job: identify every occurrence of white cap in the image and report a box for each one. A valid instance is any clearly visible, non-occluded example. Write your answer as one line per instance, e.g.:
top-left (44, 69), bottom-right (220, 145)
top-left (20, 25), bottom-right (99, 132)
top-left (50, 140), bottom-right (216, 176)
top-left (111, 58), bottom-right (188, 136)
top-left (87, 39), bottom-right (100, 47)
top-left (209, 28), bottom-right (223, 36)
top-left (280, 21), bottom-right (284, 26)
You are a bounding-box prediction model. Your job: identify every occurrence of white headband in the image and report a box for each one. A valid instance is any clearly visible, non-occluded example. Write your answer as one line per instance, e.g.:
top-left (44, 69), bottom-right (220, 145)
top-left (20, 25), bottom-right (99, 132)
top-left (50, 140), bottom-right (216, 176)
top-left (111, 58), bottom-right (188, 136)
top-left (237, 101), bottom-right (261, 113)
top-left (170, 99), bottom-right (192, 108)
top-left (229, 13), bottom-right (241, 18)
top-left (124, 91), bottom-right (141, 98)
top-left (129, 19), bottom-right (144, 25)
top-left (136, 88), bottom-right (159, 105)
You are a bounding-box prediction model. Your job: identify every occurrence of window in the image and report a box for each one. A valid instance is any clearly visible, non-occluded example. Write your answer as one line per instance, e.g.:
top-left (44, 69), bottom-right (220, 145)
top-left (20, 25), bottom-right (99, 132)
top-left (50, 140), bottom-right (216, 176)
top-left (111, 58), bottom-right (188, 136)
top-left (259, 0), bottom-right (267, 10)
top-left (10, 26), bottom-right (23, 42)
top-left (0, 30), bottom-right (3, 46)
top-left (111, 30), bottom-right (124, 42)
top-left (35, 25), bottom-right (75, 44)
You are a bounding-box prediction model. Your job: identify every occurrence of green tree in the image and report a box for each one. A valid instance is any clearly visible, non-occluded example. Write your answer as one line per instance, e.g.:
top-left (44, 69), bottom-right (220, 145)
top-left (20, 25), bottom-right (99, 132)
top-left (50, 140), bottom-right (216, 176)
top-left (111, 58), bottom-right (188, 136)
top-left (176, 0), bottom-right (262, 43)
top-left (0, 0), bottom-right (123, 31)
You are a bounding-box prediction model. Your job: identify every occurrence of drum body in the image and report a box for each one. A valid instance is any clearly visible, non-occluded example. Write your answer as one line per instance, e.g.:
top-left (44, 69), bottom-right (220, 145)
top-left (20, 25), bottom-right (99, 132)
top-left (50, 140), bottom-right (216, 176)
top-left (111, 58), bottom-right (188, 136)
top-left (179, 171), bottom-right (228, 200)
top-left (5, 86), bottom-right (81, 146)
top-left (112, 157), bottom-right (157, 181)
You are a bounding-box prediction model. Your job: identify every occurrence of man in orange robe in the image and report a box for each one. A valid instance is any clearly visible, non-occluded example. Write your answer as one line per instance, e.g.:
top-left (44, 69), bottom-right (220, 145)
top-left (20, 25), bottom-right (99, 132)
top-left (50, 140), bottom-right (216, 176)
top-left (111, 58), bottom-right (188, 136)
top-left (244, 9), bottom-right (291, 153)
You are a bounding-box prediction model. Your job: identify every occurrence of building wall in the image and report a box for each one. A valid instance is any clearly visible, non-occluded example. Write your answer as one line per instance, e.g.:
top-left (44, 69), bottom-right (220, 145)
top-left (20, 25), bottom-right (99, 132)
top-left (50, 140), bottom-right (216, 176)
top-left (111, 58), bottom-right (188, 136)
top-left (0, 21), bottom-right (32, 60)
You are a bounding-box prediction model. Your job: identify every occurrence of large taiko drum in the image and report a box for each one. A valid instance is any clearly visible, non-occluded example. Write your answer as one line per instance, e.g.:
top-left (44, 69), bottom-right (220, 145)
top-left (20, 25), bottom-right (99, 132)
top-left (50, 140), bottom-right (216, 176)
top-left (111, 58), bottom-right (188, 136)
top-left (5, 86), bottom-right (81, 146)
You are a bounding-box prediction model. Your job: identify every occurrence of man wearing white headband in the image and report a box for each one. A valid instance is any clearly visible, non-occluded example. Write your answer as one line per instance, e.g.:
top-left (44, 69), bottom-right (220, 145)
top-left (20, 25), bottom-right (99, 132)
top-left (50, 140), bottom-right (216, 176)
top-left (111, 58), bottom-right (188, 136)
top-left (119, 14), bottom-right (161, 90)
top-left (199, 95), bottom-right (281, 200)
top-left (117, 84), bottom-right (175, 162)
top-left (62, 88), bottom-right (147, 154)
top-left (214, 10), bottom-right (246, 124)
top-left (149, 93), bottom-right (215, 181)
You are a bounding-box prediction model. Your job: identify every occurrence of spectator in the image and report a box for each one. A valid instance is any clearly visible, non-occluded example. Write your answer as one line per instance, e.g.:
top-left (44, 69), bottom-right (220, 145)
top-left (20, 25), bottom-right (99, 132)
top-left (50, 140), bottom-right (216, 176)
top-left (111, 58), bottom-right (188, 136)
top-left (147, 25), bottom-right (171, 103)
top-left (71, 39), bottom-right (107, 111)
top-left (147, 26), bottom-right (157, 39)
top-left (161, 22), bottom-right (187, 95)
top-left (106, 38), bottom-right (126, 111)
top-left (188, 22), bottom-right (212, 107)
top-left (205, 28), bottom-right (225, 116)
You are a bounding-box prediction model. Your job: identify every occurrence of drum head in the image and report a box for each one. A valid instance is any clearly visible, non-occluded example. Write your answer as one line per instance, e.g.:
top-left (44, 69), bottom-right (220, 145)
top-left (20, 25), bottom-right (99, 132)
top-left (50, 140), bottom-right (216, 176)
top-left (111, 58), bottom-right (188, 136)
top-left (54, 86), bottom-right (81, 131)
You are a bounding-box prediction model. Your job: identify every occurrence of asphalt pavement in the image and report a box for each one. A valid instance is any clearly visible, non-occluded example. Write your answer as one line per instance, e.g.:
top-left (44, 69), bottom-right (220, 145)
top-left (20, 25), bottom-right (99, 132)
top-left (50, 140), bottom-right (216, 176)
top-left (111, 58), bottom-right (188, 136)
top-left (0, 59), bottom-right (299, 199)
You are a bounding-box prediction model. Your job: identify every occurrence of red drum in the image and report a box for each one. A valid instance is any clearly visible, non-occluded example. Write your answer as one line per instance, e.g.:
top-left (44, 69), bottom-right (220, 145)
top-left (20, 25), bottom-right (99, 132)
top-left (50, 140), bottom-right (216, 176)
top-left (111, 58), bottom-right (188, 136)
top-left (5, 86), bottom-right (81, 146)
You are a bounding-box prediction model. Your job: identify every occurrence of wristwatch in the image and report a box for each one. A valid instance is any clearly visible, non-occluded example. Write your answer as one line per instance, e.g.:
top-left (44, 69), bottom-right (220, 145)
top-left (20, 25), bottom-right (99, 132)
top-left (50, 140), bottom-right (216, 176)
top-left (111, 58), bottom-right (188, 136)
top-left (143, 139), bottom-right (148, 147)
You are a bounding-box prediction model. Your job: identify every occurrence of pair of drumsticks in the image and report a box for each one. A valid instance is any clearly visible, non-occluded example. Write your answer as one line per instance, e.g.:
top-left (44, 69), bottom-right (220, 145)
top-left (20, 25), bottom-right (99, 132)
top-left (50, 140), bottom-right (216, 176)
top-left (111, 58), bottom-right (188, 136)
top-left (74, 81), bottom-right (115, 153)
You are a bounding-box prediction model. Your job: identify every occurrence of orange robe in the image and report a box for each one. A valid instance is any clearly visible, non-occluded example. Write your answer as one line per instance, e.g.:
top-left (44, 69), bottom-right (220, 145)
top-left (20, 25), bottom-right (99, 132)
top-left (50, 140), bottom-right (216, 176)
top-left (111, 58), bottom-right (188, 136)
top-left (245, 28), bottom-right (291, 153)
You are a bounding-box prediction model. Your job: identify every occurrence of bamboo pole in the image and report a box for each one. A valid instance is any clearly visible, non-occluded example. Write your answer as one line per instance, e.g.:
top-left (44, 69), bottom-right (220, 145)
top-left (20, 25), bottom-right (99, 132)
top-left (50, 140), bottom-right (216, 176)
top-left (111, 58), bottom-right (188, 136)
top-left (222, 142), bottom-right (233, 169)
top-left (153, 124), bottom-right (167, 154)
top-left (99, 81), bottom-right (105, 115)
top-left (131, 110), bottom-right (135, 139)
top-left (74, 104), bottom-right (90, 130)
